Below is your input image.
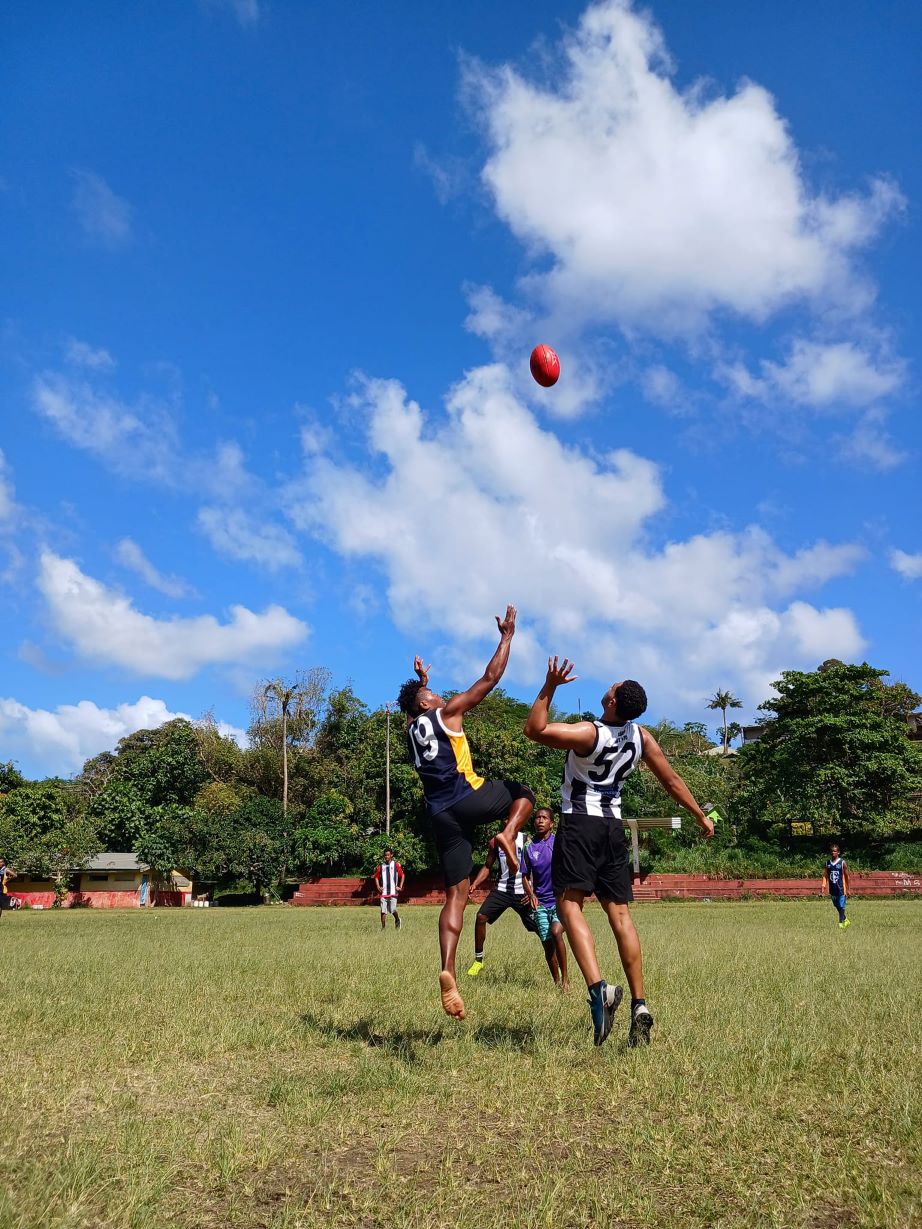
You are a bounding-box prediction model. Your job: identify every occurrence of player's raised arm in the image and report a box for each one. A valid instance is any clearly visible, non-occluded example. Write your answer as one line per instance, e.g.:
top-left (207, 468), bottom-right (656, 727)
top-left (523, 657), bottom-right (597, 754)
top-left (640, 730), bottom-right (714, 837)
top-left (442, 606), bottom-right (517, 720)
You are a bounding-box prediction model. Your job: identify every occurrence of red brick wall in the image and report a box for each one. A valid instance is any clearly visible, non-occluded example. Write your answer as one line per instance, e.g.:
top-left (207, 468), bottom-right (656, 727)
top-left (11, 890), bottom-right (143, 909)
top-left (291, 871), bottom-right (922, 906)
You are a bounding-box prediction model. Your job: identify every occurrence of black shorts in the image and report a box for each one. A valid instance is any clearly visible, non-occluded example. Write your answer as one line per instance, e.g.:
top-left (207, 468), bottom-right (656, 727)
top-left (477, 888), bottom-right (538, 933)
top-left (552, 812), bottom-right (633, 904)
top-left (431, 779), bottom-right (536, 889)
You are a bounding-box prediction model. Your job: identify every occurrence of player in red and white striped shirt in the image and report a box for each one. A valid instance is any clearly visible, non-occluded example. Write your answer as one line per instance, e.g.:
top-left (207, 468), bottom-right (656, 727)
top-left (374, 848), bottom-right (405, 930)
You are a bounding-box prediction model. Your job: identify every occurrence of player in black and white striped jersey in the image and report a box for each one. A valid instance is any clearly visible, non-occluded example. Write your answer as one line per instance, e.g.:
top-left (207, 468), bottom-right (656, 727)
top-left (466, 832), bottom-right (539, 977)
top-left (524, 657), bottom-right (714, 1047)
top-left (374, 848), bottom-right (405, 930)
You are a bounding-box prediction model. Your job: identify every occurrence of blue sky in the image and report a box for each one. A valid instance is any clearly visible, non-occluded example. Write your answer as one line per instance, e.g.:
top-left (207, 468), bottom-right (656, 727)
top-left (1, 0), bottom-right (920, 777)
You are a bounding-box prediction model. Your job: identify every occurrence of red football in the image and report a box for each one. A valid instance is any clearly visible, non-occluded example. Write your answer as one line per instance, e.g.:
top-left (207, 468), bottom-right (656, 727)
top-left (530, 343), bottom-right (560, 388)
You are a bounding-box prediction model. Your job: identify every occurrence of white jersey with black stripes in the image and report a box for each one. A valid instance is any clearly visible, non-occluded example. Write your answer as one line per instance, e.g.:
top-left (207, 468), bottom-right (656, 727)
top-left (561, 720), bottom-right (644, 819)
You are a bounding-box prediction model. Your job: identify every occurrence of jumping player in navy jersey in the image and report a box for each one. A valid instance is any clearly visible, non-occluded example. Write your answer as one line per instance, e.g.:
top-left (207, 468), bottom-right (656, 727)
top-left (397, 605), bottom-right (535, 1020)
top-left (823, 844), bottom-right (851, 929)
top-left (524, 657), bottom-right (714, 1047)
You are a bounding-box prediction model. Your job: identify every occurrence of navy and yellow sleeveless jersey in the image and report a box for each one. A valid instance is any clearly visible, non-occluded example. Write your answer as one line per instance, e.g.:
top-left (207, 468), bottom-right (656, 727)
top-left (407, 707), bottom-right (484, 817)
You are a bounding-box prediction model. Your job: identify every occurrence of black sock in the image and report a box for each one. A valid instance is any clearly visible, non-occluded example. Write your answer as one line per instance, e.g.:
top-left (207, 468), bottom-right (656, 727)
top-left (631, 997), bottom-right (646, 1011)
top-left (475, 951), bottom-right (484, 962)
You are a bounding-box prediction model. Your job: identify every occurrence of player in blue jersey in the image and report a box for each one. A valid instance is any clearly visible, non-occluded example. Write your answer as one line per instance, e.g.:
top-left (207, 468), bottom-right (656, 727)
top-left (522, 808), bottom-right (570, 991)
top-left (398, 606), bottom-right (535, 1020)
top-left (823, 843), bottom-right (851, 929)
top-left (524, 657), bottom-right (714, 1047)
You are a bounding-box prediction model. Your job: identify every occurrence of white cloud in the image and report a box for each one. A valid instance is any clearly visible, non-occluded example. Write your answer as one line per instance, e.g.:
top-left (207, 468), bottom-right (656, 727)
top-left (467, 0), bottom-right (903, 333)
top-left (721, 339), bottom-right (904, 409)
top-left (413, 143), bottom-right (468, 204)
top-left (114, 539), bottom-right (196, 599)
top-left (196, 506), bottom-right (303, 571)
top-left (202, 0), bottom-right (261, 26)
top-left (71, 170), bottom-right (133, 248)
top-left (288, 365), bottom-right (865, 710)
top-left (0, 449), bottom-right (18, 526)
top-left (890, 549), bottom-right (922, 581)
top-left (31, 371), bottom-right (255, 499)
top-left (33, 373), bottom-right (179, 481)
top-left (65, 338), bottom-right (116, 371)
top-left (37, 552), bottom-right (308, 680)
top-left (641, 364), bottom-right (685, 410)
top-left (836, 410), bottom-right (907, 472)
top-left (0, 695), bottom-right (246, 776)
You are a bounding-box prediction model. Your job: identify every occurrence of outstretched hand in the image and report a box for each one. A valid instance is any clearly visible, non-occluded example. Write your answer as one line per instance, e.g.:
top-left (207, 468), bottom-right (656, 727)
top-left (545, 656), bottom-right (578, 688)
top-left (496, 604), bottom-right (517, 639)
top-left (413, 656), bottom-right (431, 685)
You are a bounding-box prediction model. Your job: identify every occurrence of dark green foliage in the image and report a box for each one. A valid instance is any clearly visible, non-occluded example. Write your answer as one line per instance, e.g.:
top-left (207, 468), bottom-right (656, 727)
top-left (292, 790), bottom-right (363, 873)
top-left (82, 720), bottom-right (208, 849)
top-left (0, 779), bottom-right (101, 903)
top-left (0, 761), bottom-right (26, 794)
top-left (3, 659), bottom-right (920, 894)
top-left (734, 663), bottom-right (922, 841)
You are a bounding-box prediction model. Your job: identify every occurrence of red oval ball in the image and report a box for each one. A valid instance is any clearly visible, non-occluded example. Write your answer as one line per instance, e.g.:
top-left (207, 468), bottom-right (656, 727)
top-left (530, 343), bottom-right (560, 387)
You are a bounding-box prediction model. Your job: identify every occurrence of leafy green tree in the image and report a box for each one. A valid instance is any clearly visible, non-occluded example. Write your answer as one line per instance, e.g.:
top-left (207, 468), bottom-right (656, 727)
top-left (0, 762), bottom-right (26, 794)
top-left (292, 790), bottom-right (362, 873)
top-left (722, 721), bottom-right (743, 747)
top-left (81, 719), bottom-right (207, 850)
top-left (0, 781), bottom-right (100, 905)
top-left (735, 663), bottom-right (922, 840)
top-left (707, 689), bottom-right (743, 755)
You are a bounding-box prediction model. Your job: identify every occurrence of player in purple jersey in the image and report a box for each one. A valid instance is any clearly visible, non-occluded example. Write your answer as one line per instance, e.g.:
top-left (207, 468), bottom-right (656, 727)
top-left (522, 809), bottom-right (570, 991)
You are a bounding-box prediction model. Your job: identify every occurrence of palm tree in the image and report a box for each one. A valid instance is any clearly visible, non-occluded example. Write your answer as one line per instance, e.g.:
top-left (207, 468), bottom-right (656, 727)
top-left (707, 689), bottom-right (743, 755)
top-left (263, 681), bottom-right (307, 820)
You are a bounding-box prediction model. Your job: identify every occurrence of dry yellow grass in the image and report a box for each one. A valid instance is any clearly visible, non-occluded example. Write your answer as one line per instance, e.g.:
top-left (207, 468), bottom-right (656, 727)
top-left (1, 900), bottom-right (920, 1228)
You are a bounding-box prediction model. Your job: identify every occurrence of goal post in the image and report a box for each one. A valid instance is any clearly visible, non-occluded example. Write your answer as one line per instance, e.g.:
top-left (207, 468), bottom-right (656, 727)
top-left (623, 816), bottom-right (681, 875)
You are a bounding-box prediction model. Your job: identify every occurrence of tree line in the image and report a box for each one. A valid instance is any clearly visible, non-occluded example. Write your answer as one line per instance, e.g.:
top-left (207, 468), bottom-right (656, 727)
top-left (1, 659), bottom-right (920, 900)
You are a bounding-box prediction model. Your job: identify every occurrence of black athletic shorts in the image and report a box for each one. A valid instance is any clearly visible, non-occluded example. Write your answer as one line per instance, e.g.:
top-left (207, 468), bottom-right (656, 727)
top-left (431, 779), bottom-right (536, 889)
top-left (552, 811), bottom-right (633, 904)
top-left (477, 888), bottom-right (539, 933)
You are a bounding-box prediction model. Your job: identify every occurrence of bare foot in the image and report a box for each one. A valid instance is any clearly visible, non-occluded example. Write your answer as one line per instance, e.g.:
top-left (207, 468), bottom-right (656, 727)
top-left (439, 971), bottom-right (466, 1019)
top-left (561, 980), bottom-right (572, 995)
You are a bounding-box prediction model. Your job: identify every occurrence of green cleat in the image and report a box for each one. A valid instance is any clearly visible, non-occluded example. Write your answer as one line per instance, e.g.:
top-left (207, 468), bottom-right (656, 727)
top-left (467, 959), bottom-right (484, 977)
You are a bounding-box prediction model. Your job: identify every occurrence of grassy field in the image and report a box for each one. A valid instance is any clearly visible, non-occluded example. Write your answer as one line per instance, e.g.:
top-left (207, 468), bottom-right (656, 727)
top-left (1, 901), bottom-right (920, 1229)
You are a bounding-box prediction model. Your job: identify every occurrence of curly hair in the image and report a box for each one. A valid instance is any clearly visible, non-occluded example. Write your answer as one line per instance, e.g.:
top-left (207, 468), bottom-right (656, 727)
top-left (397, 678), bottom-right (425, 716)
top-left (615, 679), bottom-right (647, 721)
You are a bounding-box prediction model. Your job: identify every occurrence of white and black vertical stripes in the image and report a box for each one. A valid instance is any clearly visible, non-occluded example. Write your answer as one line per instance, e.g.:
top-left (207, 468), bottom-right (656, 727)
top-left (561, 721), bottom-right (644, 818)
top-left (495, 833), bottom-right (526, 895)
top-left (379, 862), bottom-right (400, 897)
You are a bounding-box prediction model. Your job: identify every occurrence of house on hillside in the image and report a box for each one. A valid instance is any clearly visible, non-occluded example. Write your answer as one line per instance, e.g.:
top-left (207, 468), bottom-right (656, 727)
top-left (10, 853), bottom-right (193, 909)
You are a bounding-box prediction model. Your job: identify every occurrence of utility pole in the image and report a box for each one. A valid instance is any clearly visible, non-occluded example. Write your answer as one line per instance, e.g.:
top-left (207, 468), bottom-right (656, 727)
top-left (385, 701), bottom-right (392, 836)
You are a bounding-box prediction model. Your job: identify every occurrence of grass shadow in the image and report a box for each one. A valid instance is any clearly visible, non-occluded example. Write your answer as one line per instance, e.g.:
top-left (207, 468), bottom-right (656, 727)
top-left (299, 1010), bottom-right (444, 1061)
top-left (471, 1023), bottom-right (536, 1050)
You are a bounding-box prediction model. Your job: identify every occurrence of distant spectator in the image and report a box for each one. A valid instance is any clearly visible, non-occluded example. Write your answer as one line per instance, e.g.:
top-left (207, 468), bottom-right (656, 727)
top-left (375, 848), bottom-right (405, 930)
top-left (822, 843), bottom-right (851, 930)
top-left (0, 857), bottom-right (16, 919)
